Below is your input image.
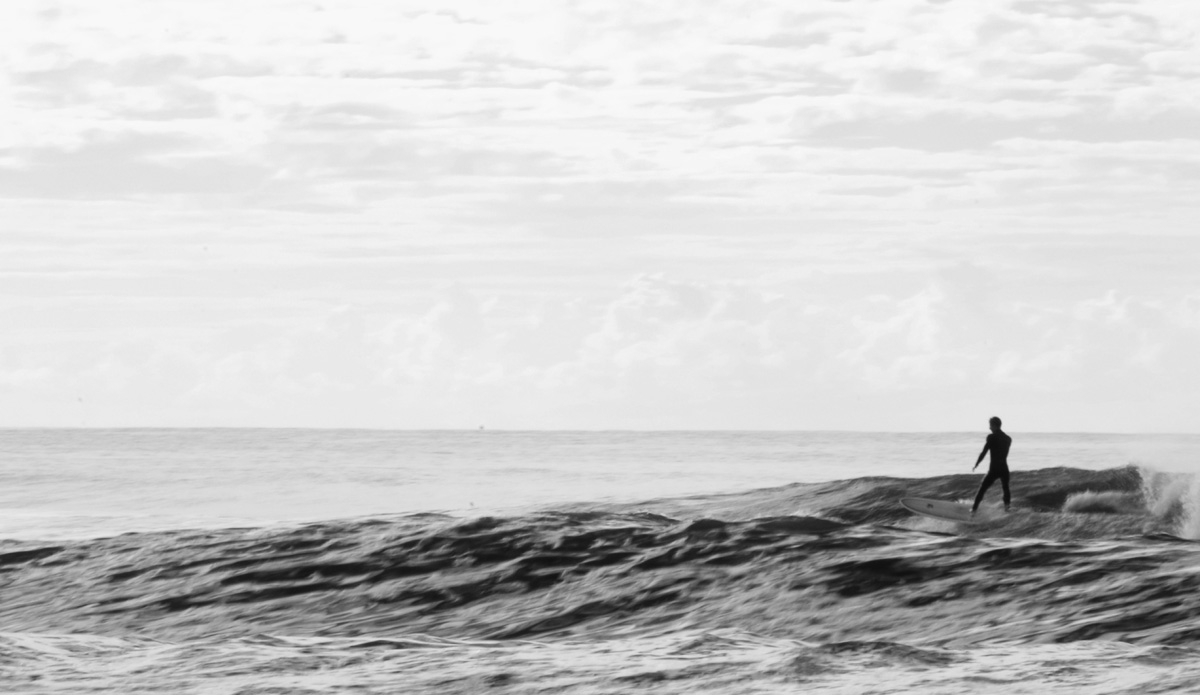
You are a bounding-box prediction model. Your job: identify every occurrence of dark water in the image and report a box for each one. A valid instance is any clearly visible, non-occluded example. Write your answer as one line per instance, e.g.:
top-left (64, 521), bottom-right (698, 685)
top-left (4, 465), bottom-right (1200, 693)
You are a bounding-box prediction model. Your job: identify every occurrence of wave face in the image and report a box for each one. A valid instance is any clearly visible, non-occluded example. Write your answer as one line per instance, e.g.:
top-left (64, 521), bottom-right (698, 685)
top-left (4, 465), bottom-right (1200, 693)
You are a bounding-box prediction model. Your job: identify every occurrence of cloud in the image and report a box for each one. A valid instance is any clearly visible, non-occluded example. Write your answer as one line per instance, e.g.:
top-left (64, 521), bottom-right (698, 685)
top-left (0, 130), bottom-right (278, 200)
top-left (5, 0), bottom-right (1198, 220)
top-left (0, 260), bottom-right (1198, 430)
top-left (837, 286), bottom-right (951, 388)
top-left (3, 0), bottom-right (1200, 430)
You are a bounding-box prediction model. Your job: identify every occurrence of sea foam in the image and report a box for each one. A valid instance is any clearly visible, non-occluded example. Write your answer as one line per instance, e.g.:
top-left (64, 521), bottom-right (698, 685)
top-left (1139, 466), bottom-right (1200, 540)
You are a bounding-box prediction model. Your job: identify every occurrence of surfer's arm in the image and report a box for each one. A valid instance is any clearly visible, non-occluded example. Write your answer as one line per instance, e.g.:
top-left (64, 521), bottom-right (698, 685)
top-left (973, 441), bottom-right (990, 470)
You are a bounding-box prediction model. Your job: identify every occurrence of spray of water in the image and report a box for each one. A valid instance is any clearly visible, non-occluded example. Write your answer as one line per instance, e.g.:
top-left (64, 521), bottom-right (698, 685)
top-left (1138, 465), bottom-right (1200, 539)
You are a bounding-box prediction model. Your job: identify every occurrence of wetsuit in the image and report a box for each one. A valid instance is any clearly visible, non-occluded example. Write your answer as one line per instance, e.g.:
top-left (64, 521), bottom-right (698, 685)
top-left (973, 430), bottom-right (1012, 512)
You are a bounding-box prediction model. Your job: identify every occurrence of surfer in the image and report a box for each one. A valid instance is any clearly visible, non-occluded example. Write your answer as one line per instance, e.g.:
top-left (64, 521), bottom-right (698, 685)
top-left (972, 416), bottom-right (1011, 514)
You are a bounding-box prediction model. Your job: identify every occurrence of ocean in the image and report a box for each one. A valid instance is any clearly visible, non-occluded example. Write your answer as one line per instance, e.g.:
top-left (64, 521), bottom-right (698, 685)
top-left (2, 429), bottom-right (1200, 693)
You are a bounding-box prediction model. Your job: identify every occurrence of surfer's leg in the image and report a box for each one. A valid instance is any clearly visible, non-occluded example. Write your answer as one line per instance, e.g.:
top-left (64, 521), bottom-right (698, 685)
top-left (1000, 469), bottom-right (1011, 511)
top-left (972, 472), bottom-right (996, 513)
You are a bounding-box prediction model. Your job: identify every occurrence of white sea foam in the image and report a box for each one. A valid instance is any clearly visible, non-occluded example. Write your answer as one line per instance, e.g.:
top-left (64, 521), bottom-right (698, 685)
top-left (0, 629), bottom-right (1196, 695)
top-left (1139, 466), bottom-right (1200, 539)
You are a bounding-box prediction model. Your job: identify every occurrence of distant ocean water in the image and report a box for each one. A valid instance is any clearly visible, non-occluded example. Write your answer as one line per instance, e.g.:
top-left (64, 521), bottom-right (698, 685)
top-left (1, 428), bottom-right (1196, 540)
top-left (5, 429), bottom-right (1200, 694)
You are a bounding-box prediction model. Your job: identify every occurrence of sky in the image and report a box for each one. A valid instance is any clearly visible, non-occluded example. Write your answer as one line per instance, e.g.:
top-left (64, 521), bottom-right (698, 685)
top-left (2, 0), bottom-right (1199, 431)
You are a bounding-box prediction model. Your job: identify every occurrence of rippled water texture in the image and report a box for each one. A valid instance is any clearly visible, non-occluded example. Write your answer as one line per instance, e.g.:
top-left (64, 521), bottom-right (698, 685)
top-left (3, 430), bottom-right (1200, 692)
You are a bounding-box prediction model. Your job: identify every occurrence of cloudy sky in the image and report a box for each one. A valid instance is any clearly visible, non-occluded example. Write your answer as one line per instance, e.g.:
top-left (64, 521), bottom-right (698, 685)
top-left (2, 0), bottom-right (1198, 431)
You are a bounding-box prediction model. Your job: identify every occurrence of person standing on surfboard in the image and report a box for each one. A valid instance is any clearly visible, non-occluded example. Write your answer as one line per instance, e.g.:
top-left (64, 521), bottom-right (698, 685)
top-left (971, 416), bottom-right (1012, 515)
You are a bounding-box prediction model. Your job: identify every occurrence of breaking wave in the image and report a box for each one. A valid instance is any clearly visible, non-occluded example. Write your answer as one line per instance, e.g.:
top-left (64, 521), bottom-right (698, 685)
top-left (0, 465), bottom-right (1197, 649)
top-left (6, 465), bottom-right (1200, 692)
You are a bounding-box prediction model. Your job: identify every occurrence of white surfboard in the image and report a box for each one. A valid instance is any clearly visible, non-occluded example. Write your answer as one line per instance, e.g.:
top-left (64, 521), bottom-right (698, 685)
top-left (900, 497), bottom-right (986, 524)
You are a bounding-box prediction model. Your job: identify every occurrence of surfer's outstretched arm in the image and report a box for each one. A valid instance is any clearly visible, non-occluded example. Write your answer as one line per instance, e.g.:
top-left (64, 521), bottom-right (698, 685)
top-left (973, 441), bottom-right (990, 471)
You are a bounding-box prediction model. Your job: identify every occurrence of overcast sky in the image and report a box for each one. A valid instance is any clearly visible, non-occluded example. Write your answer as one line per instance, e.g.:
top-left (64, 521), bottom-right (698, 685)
top-left (2, 0), bottom-right (1198, 431)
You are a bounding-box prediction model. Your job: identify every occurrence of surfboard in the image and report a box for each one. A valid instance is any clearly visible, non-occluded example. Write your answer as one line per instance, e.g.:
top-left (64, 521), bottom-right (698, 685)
top-left (900, 497), bottom-right (986, 524)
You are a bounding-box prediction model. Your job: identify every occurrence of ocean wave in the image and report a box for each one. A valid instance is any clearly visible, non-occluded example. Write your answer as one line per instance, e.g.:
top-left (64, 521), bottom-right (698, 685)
top-left (0, 466), bottom-right (1198, 654)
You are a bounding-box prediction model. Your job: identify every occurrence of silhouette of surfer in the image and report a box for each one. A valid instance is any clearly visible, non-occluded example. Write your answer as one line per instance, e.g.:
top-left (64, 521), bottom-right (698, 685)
top-left (972, 416), bottom-right (1011, 515)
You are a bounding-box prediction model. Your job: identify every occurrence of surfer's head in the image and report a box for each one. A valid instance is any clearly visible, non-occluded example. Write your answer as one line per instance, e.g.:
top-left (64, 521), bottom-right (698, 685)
top-left (989, 416), bottom-right (1002, 431)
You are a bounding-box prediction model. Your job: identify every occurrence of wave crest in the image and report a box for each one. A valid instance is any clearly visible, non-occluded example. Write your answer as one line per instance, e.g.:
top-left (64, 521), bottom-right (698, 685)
top-left (1140, 466), bottom-right (1200, 540)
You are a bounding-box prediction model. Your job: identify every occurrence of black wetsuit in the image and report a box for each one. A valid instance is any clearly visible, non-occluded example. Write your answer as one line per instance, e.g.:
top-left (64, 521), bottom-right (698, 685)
top-left (973, 431), bottom-right (1012, 512)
